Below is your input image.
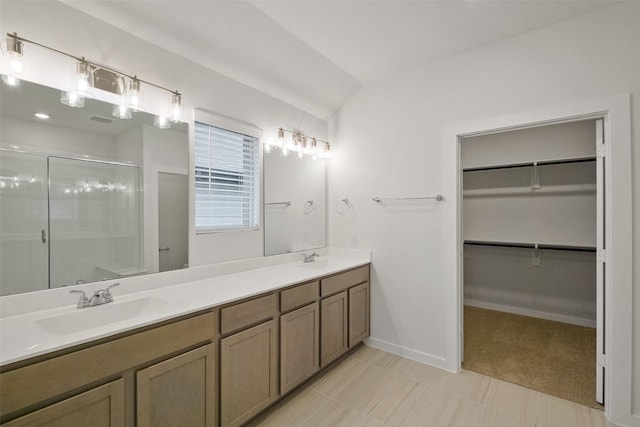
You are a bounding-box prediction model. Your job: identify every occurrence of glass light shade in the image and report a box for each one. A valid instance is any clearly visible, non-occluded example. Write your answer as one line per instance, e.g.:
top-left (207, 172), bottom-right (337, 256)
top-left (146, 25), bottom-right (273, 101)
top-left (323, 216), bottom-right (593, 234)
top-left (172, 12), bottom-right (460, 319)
top-left (112, 104), bottom-right (132, 119)
top-left (2, 36), bottom-right (23, 73)
top-left (275, 128), bottom-right (285, 148)
top-left (60, 90), bottom-right (85, 108)
top-left (1, 36), bottom-right (23, 86)
top-left (72, 60), bottom-right (94, 98)
top-left (170, 93), bottom-right (183, 123)
top-left (264, 142), bottom-right (272, 153)
top-left (126, 78), bottom-right (144, 111)
top-left (154, 115), bottom-right (171, 129)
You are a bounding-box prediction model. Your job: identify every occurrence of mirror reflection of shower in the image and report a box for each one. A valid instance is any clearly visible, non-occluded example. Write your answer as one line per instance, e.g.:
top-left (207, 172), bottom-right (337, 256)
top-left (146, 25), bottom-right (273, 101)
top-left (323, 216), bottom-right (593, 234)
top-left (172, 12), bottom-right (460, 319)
top-left (0, 149), bottom-right (143, 295)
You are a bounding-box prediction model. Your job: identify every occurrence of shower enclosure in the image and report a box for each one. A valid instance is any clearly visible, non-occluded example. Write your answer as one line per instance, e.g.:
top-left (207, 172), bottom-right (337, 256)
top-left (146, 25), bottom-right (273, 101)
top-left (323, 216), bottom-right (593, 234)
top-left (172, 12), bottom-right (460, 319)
top-left (0, 149), bottom-right (143, 296)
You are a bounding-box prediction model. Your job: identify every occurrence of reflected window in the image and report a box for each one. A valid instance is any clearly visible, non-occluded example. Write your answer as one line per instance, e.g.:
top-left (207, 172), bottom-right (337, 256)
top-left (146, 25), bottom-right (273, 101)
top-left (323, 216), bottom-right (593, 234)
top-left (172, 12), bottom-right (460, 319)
top-left (194, 121), bottom-right (259, 232)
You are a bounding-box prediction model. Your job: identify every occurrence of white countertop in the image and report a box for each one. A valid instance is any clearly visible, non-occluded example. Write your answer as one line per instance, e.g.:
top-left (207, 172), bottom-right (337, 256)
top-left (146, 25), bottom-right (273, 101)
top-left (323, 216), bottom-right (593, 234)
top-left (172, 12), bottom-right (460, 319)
top-left (0, 248), bottom-right (371, 367)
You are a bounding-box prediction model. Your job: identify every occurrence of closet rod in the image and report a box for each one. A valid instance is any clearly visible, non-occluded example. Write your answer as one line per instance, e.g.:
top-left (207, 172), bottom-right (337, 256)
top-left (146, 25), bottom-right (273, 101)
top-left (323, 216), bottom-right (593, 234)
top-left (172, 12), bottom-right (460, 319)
top-left (464, 240), bottom-right (596, 253)
top-left (463, 156), bottom-right (596, 172)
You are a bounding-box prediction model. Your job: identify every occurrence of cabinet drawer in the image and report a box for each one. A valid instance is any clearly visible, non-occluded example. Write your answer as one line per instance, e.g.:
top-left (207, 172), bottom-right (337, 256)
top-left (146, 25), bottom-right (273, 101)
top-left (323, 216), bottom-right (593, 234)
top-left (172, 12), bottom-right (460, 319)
top-left (320, 265), bottom-right (369, 297)
top-left (220, 294), bottom-right (277, 335)
top-left (280, 281), bottom-right (319, 313)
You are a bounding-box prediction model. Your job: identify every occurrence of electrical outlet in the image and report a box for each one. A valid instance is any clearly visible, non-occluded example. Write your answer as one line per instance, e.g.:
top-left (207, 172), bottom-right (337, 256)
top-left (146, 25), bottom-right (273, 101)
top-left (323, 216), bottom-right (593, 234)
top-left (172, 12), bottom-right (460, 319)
top-left (349, 232), bottom-right (358, 246)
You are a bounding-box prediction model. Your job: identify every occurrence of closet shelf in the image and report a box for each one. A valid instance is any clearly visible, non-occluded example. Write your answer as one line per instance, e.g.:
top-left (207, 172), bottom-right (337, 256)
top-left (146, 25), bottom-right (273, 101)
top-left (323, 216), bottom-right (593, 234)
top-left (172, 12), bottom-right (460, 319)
top-left (464, 239), bottom-right (596, 253)
top-left (463, 183), bottom-right (596, 197)
top-left (463, 156), bottom-right (596, 172)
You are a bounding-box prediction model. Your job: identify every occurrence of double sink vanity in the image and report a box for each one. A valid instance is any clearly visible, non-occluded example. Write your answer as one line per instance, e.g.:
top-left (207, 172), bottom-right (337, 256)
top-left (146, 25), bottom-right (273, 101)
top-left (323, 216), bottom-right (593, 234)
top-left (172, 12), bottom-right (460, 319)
top-left (0, 249), bottom-right (371, 427)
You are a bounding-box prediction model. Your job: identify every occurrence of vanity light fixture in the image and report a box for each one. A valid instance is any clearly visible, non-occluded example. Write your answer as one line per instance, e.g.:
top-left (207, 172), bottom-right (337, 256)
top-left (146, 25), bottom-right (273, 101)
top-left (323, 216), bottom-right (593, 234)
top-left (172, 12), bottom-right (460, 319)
top-left (1, 33), bottom-right (23, 86)
top-left (2, 32), bottom-right (183, 129)
top-left (265, 128), bottom-right (330, 160)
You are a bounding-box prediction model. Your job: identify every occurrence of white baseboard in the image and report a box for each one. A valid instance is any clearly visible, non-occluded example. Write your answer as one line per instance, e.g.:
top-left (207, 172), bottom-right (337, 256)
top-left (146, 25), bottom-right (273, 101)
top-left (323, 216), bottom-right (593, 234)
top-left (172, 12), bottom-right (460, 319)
top-left (465, 299), bottom-right (596, 328)
top-left (365, 337), bottom-right (454, 373)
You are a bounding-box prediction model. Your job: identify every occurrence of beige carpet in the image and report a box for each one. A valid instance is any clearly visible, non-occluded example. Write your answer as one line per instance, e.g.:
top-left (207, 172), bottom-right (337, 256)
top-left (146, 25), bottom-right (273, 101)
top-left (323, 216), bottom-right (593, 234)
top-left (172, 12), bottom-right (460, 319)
top-left (463, 306), bottom-right (603, 410)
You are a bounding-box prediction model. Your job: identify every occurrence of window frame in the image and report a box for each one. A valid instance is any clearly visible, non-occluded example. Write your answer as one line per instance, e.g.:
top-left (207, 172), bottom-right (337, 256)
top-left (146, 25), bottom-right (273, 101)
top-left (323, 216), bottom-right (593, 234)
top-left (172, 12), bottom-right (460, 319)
top-left (193, 110), bottom-right (262, 234)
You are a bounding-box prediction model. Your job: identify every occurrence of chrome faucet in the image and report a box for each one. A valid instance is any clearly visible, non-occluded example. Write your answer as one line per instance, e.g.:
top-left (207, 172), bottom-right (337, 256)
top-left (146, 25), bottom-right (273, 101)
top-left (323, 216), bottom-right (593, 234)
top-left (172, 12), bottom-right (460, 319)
top-left (70, 283), bottom-right (119, 308)
top-left (303, 252), bottom-right (320, 263)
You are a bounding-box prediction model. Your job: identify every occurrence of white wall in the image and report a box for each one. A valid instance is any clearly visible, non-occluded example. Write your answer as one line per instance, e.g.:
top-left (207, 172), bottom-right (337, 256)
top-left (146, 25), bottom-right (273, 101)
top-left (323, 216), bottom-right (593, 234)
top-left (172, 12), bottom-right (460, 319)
top-left (0, 0), bottom-right (328, 267)
top-left (329, 2), bottom-right (639, 424)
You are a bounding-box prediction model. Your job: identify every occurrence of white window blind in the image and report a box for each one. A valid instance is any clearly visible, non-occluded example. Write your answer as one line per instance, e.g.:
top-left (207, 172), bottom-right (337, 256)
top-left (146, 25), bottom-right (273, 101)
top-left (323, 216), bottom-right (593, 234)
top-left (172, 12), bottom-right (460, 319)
top-left (195, 121), bottom-right (260, 232)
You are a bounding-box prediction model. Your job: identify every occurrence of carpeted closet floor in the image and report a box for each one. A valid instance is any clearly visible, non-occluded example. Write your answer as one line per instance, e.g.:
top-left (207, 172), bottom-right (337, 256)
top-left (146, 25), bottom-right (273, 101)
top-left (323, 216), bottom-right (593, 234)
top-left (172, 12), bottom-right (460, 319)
top-left (463, 306), bottom-right (603, 410)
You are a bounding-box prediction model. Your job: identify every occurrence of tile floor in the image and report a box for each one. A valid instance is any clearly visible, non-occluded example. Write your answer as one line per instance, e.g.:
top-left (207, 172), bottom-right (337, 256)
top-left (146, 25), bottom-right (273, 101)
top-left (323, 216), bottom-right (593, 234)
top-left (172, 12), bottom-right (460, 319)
top-left (249, 345), bottom-right (605, 427)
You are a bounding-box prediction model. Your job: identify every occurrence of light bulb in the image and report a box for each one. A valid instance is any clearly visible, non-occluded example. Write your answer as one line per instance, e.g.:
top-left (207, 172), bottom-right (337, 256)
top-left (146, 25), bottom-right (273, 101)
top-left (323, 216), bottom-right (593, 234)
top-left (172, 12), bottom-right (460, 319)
top-left (73, 60), bottom-right (93, 98)
top-left (9, 56), bottom-right (22, 74)
top-left (264, 143), bottom-right (272, 153)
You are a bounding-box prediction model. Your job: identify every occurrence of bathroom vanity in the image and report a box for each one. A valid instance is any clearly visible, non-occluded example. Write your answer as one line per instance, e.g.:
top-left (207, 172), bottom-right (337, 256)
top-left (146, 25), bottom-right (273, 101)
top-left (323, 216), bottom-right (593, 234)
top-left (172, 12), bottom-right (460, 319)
top-left (0, 254), bottom-right (370, 427)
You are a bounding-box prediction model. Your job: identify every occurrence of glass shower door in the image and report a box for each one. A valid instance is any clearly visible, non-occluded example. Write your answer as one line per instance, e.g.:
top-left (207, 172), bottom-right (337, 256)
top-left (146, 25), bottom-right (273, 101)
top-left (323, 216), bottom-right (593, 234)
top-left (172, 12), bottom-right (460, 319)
top-left (48, 157), bottom-right (143, 288)
top-left (0, 150), bottom-right (49, 295)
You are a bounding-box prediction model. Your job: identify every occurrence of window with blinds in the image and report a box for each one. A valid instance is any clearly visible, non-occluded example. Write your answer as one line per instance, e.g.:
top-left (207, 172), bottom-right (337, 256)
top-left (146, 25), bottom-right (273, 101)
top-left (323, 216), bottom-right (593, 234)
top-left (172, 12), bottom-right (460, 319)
top-left (194, 121), bottom-right (260, 232)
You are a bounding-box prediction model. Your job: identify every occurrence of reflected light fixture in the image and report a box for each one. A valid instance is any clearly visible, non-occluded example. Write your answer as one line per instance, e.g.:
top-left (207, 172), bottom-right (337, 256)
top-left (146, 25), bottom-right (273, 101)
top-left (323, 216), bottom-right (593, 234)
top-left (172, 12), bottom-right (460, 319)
top-left (154, 115), bottom-right (171, 129)
top-left (2, 32), bottom-right (184, 129)
top-left (112, 104), bottom-right (132, 119)
top-left (271, 128), bottom-right (330, 160)
top-left (34, 112), bottom-right (50, 120)
top-left (60, 90), bottom-right (85, 108)
top-left (1, 32), bottom-right (23, 86)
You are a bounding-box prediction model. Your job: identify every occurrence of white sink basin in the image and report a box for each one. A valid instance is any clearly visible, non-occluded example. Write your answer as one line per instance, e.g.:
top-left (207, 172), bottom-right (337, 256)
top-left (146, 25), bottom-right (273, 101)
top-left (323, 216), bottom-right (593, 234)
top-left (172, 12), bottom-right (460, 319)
top-left (36, 297), bottom-right (167, 336)
top-left (300, 259), bottom-right (330, 269)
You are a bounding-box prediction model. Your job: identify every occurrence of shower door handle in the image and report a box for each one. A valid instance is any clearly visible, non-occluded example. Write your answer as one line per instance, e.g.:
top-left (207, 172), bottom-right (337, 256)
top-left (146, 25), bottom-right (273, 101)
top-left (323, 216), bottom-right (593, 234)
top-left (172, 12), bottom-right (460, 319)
top-left (41, 229), bottom-right (47, 244)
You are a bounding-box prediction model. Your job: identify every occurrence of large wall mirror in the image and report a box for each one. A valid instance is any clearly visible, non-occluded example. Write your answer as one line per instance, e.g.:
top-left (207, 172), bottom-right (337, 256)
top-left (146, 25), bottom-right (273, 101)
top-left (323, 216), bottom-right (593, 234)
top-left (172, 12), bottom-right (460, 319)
top-left (0, 80), bottom-right (188, 296)
top-left (263, 148), bottom-right (326, 256)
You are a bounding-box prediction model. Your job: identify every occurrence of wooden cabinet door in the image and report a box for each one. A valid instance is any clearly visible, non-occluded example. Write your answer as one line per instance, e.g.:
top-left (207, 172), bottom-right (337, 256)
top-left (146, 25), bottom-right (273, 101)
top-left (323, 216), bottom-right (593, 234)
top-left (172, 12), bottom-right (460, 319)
top-left (320, 291), bottom-right (348, 367)
top-left (220, 320), bottom-right (278, 427)
top-left (349, 282), bottom-right (370, 347)
top-left (136, 344), bottom-right (215, 427)
top-left (3, 379), bottom-right (124, 427)
top-left (280, 302), bottom-right (320, 394)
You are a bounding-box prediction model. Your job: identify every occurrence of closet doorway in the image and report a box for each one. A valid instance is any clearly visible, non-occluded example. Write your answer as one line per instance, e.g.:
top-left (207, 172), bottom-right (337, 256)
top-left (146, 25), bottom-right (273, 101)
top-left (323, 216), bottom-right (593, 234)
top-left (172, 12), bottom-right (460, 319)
top-left (459, 118), bottom-right (605, 409)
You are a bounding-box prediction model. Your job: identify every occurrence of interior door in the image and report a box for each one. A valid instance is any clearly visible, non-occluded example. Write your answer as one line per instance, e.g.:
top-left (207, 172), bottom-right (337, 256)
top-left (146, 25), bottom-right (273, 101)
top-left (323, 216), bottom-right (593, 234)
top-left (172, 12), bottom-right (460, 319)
top-left (0, 150), bottom-right (49, 295)
top-left (158, 172), bottom-right (188, 272)
top-left (595, 118), bottom-right (605, 405)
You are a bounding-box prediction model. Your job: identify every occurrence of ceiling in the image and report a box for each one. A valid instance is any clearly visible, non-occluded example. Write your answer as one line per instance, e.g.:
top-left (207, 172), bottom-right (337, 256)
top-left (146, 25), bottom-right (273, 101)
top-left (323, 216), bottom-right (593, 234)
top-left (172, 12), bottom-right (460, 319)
top-left (61, 0), bottom-right (617, 119)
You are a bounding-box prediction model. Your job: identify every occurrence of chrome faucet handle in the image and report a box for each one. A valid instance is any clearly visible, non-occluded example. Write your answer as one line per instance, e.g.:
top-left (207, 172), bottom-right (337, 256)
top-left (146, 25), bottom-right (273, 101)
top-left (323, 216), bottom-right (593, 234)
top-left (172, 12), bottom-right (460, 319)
top-left (102, 283), bottom-right (119, 302)
top-left (69, 290), bottom-right (90, 308)
top-left (303, 252), bottom-right (320, 263)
